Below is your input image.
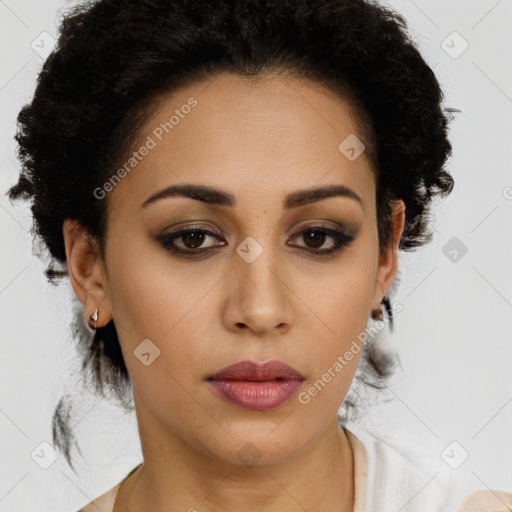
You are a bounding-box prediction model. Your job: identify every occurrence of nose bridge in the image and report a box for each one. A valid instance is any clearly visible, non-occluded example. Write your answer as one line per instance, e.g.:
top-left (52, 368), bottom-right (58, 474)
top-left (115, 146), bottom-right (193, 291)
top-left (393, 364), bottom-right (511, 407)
top-left (229, 230), bottom-right (293, 332)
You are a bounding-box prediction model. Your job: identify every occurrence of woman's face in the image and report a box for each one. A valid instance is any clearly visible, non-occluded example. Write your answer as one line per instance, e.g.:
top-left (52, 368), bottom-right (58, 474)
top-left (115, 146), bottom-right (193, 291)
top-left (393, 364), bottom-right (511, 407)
top-left (70, 72), bottom-right (404, 466)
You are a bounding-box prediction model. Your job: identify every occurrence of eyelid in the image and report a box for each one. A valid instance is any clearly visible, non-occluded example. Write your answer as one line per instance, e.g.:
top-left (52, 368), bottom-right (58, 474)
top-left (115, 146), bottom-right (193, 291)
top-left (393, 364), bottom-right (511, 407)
top-left (287, 219), bottom-right (357, 237)
top-left (159, 222), bottom-right (224, 237)
top-left (159, 219), bottom-right (354, 240)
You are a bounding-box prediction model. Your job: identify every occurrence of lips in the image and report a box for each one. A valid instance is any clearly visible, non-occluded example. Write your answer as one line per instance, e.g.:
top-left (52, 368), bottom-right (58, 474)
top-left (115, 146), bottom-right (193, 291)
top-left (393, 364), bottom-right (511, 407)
top-left (207, 360), bottom-right (305, 411)
top-left (209, 360), bottom-right (305, 381)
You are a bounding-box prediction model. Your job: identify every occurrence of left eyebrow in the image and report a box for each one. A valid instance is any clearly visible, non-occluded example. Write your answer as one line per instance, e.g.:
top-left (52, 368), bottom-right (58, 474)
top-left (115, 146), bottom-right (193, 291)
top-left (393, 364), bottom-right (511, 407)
top-left (141, 182), bottom-right (365, 214)
top-left (284, 184), bottom-right (365, 214)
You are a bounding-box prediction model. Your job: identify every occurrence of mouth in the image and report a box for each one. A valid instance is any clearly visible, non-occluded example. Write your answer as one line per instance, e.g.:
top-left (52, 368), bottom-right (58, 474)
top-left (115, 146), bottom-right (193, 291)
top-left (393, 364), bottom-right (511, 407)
top-left (207, 360), bottom-right (305, 411)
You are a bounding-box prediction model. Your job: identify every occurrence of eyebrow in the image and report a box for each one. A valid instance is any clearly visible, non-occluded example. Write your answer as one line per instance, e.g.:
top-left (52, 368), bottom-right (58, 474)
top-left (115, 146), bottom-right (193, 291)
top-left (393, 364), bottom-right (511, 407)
top-left (141, 182), bottom-right (365, 213)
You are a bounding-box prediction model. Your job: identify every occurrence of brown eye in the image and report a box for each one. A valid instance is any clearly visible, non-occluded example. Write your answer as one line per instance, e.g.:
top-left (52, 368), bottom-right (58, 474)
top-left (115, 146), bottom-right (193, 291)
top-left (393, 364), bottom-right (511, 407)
top-left (157, 228), bottom-right (226, 256)
top-left (181, 230), bottom-right (207, 249)
top-left (302, 229), bottom-right (327, 249)
top-left (290, 226), bottom-right (356, 256)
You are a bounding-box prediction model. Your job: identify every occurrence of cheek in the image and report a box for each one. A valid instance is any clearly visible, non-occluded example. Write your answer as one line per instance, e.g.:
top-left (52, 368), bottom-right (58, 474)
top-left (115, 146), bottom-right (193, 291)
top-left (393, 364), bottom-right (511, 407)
top-left (105, 230), bottom-right (194, 336)
top-left (105, 254), bottom-right (231, 458)
top-left (294, 251), bottom-right (376, 342)
top-left (106, 250), bottom-right (211, 432)
top-left (290, 253), bottom-right (376, 402)
top-left (105, 235), bottom-right (220, 382)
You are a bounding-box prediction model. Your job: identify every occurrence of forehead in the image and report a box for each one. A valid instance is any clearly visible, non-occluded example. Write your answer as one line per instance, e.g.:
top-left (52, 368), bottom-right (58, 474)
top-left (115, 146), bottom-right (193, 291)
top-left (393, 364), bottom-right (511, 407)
top-left (106, 72), bottom-right (375, 215)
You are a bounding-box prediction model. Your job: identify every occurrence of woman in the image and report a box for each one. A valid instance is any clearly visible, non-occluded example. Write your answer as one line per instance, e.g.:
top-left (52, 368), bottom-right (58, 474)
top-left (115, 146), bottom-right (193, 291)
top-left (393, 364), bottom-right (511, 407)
top-left (6, 0), bottom-right (510, 510)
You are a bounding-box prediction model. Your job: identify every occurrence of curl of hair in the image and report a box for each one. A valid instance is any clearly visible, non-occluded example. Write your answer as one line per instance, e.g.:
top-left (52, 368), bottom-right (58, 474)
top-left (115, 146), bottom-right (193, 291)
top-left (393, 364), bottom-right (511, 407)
top-left (7, 0), bottom-right (458, 470)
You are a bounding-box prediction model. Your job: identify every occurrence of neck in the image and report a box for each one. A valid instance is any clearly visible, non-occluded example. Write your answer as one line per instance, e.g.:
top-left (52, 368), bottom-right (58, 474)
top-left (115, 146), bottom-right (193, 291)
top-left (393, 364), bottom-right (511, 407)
top-left (115, 390), bottom-right (355, 512)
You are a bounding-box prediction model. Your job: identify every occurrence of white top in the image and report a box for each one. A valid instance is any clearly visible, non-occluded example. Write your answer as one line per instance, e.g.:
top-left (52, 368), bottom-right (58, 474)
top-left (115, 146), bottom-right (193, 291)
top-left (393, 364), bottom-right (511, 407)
top-left (346, 428), bottom-right (457, 511)
top-left (78, 427), bottom-right (510, 512)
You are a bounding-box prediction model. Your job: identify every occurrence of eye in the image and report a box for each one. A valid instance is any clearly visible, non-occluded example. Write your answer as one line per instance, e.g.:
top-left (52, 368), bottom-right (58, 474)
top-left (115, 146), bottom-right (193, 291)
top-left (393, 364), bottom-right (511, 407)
top-left (156, 224), bottom-right (356, 259)
top-left (156, 227), bottom-right (226, 257)
top-left (289, 225), bottom-right (356, 256)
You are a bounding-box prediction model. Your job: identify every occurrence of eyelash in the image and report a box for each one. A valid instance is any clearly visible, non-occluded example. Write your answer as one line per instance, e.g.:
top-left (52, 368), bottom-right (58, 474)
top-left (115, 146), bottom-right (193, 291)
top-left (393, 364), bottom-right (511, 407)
top-left (156, 225), bottom-right (356, 258)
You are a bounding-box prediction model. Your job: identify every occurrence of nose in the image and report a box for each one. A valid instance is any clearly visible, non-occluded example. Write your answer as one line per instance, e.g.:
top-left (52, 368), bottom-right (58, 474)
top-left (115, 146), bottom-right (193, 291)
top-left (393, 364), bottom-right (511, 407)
top-left (222, 237), bottom-right (294, 337)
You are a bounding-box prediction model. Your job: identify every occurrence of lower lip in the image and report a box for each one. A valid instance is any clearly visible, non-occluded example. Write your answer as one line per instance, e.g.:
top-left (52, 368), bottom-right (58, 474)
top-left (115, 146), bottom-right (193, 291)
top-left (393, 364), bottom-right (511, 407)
top-left (208, 379), bottom-right (304, 410)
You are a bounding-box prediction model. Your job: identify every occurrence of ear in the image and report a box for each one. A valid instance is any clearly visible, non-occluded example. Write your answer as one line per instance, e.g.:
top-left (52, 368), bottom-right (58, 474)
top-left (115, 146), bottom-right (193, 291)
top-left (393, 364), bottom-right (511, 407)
top-left (372, 199), bottom-right (406, 308)
top-left (62, 219), bottom-right (112, 328)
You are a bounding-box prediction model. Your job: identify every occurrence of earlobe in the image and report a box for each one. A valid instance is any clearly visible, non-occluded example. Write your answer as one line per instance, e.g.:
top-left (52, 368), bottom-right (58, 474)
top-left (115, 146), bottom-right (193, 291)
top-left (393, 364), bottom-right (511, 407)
top-left (62, 219), bottom-right (112, 328)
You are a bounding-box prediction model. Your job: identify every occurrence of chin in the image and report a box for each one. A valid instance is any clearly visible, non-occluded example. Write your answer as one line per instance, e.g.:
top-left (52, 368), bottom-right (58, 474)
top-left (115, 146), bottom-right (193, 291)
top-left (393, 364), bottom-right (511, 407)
top-left (196, 424), bottom-right (318, 468)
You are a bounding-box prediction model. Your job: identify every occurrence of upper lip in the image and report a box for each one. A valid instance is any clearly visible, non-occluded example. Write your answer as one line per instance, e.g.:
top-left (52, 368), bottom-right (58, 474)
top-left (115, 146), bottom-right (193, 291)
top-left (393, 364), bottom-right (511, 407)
top-left (208, 360), bottom-right (305, 381)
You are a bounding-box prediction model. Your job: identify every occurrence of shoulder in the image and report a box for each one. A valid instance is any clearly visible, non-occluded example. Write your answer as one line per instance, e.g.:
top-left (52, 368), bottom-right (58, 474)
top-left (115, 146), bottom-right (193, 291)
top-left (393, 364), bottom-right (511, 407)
top-left (76, 462), bottom-right (142, 512)
top-left (456, 489), bottom-right (512, 512)
top-left (76, 483), bottom-right (120, 512)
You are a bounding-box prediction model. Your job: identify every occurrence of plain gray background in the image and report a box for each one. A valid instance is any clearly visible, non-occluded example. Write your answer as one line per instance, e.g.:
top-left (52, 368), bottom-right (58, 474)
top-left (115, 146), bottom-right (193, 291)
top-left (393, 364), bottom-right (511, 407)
top-left (1, 0), bottom-right (511, 510)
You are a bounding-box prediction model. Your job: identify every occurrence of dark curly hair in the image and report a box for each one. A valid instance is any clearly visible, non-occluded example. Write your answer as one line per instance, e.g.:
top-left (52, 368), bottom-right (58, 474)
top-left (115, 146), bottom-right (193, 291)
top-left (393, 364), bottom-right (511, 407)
top-left (6, 0), bottom-right (458, 471)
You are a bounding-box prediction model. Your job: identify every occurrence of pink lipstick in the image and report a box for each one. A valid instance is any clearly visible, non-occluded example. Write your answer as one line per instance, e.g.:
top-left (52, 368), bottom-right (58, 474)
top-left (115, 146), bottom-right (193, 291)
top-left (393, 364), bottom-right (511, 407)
top-left (207, 360), bottom-right (305, 411)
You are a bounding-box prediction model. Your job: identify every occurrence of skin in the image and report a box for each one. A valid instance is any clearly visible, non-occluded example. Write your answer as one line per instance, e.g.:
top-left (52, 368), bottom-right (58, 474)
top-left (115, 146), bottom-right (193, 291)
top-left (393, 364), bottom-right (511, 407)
top-left (63, 72), bottom-right (405, 512)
